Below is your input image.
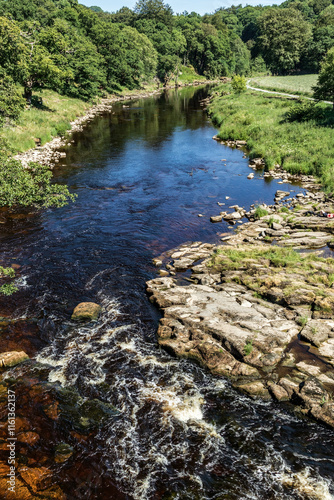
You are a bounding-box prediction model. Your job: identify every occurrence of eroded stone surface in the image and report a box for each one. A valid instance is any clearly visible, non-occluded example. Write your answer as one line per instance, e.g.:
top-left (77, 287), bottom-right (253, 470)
top-left (148, 235), bottom-right (334, 428)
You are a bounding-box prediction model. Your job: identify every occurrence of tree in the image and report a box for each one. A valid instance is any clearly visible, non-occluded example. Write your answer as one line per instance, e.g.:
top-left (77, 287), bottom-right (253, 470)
top-left (313, 47), bottom-right (334, 109)
top-left (257, 8), bottom-right (312, 74)
top-left (21, 41), bottom-right (63, 104)
top-left (134, 0), bottom-right (173, 26)
top-left (0, 73), bottom-right (26, 127)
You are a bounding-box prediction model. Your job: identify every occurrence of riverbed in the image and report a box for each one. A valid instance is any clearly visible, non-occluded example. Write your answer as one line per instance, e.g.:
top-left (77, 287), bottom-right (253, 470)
top-left (0, 85), bottom-right (333, 499)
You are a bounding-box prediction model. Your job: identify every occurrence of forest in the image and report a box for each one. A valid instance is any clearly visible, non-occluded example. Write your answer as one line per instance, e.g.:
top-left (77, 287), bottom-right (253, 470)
top-left (0, 0), bottom-right (334, 107)
top-left (0, 0), bottom-right (334, 207)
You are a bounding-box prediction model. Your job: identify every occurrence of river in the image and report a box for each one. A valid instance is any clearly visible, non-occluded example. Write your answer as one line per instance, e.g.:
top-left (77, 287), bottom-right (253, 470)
top-left (0, 85), bottom-right (333, 499)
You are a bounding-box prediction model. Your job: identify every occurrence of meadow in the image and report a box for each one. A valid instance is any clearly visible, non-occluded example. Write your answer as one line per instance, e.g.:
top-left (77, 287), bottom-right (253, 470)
top-left (248, 74), bottom-right (319, 96)
top-left (209, 88), bottom-right (334, 192)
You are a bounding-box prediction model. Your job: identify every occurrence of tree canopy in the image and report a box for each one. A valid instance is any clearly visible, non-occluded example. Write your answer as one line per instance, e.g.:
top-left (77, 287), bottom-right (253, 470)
top-left (0, 0), bottom-right (333, 110)
top-left (313, 47), bottom-right (334, 108)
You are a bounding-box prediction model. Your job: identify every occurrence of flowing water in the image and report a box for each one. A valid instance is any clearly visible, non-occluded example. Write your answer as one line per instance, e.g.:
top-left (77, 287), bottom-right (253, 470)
top-left (0, 86), bottom-right (334, 499)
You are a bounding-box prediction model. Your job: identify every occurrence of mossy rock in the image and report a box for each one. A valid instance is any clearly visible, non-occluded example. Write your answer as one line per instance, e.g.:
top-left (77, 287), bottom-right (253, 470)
top-left (0, 351), bottom-right (29, 368)
top-left (54, 443), bottom-right (74, 463)
top-left (71, 302), bottom-right (101, 321)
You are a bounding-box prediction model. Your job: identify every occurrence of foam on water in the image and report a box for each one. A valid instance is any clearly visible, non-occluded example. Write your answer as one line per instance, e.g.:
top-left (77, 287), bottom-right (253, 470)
top-left (34, 292), bottom-right (334, 500)
top-left (281, 468), bottom-right (334, 500)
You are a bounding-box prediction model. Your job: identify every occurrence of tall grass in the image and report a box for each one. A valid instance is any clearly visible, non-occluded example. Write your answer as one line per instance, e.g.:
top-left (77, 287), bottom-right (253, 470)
top-left (209, 90), bottom-right (334, 192)
top-left (1, 89), bottom-right (89, 152)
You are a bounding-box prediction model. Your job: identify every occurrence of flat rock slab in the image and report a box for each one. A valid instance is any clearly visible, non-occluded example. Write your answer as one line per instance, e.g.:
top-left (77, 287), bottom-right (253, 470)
top-left (147, 277), bottom-right (298, 372)
top-left (289, 216), bottom-right (334, 233)
top-left (71, 302), bottom-right (101, 321)
top-left (0, 351), bottom-right (29, 368)
top-left (318, 338), bottom-right (334, 365)
top-left (277, 231), bottom-right (332, 248)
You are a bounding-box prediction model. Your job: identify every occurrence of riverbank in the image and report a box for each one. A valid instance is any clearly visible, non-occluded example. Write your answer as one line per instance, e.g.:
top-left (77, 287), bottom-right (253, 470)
top-left (147, 181), bottom-right (334, 429)
top-left (207, 88), bottom-right (334, 192)
top-left (10, 79), bottom-right (223, 170)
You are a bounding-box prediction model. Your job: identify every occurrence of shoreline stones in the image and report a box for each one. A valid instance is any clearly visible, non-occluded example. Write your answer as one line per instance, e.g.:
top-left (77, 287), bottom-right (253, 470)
top-left (71, 302), bottom-right (101, 321)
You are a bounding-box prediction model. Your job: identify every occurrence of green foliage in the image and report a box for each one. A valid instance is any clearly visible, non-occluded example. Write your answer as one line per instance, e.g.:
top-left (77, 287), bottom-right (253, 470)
top-left (0, 154), bottom-right (77, 208)
top-left (0, 74), bottom-right (26, 127)
top-left (257, 8), bottom-right (312, 74)
top-left (313, 47), bottom-right (334, 108)
top-left (285, 100), bottom-right (334, 125)
top-left (0, 266), bottom-right (17, 296)
top-left (254, 206), bottom-right (268, 219)
top-left (231, 75), bottom-right (247, 94)
top-left (296, 315), bottom-right (308, 327)
top-left (243, 339), bottom-right (253, 356)
top-left (0, 283), bottom-right (18, 296)
top-left (0, 266), bottom-right (15, 278)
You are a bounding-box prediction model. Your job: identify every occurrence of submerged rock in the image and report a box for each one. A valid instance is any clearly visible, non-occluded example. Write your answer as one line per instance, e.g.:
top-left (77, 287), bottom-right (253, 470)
top-left (71, 302), bottom-right (101, 321)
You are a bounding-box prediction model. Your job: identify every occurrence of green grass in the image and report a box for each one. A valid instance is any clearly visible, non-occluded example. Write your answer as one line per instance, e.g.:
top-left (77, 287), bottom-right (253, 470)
top-left (243, 339), bottom-right (253, 356)
top-left (170, 65), bottom-right (206, 86)
top-left (1, 88), bottom-right (89, 153)
top-left (248, 74), bottom-right (318, 96)
top-left (208, 245), bottom-right (334, 272)
top-left (208, 89), bottom-right (334, 192)
top-left (254, 206), bottom-right (268, 219)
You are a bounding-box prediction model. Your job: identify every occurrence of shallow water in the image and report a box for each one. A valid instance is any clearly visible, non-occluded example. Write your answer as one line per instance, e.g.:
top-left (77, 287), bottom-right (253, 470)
top-left (0, 86), bottom-right (333, 499)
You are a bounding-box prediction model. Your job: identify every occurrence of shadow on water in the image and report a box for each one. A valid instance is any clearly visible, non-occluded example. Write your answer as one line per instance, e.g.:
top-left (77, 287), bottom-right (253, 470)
top-left (0, 86), bottom-right (333, 499)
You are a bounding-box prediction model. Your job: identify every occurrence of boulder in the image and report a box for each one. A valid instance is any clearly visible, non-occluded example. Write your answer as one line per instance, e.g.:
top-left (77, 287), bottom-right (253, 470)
top-left (19, 466), bottom-right (52, 493)
top-left (0, 351), bottom-right (29, 368)
top-left (71, 302), bottom-right (101, 321)
top-left (210, 215), bottom-right (223, 223)
top-left (223, 212), bottom-right (241, 221)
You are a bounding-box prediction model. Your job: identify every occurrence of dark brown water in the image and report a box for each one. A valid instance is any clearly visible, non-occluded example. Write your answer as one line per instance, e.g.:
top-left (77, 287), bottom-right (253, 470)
top-left (0, 86), bottom-right (333, 499)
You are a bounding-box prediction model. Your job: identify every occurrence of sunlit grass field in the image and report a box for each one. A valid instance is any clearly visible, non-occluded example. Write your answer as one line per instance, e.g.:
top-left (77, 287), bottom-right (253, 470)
top-left (1, 89), bottom-right (89, 153)
top-left (209, 88), bottom-right (334, 192)
top-left (248, 74), bottom-right (319, 96)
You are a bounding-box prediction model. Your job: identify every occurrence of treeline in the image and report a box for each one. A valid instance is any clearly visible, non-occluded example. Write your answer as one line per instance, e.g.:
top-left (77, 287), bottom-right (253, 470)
top-left (0, 0), bottom-right (334, 109)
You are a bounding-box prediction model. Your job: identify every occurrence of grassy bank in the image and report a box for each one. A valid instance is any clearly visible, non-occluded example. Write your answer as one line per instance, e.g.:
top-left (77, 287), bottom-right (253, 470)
top-left (208, 89), bottom-right (334, 192)
top-left (248, 74), bottom-right (318, 96)
top-left (1, 89), bottom-right (90, 153)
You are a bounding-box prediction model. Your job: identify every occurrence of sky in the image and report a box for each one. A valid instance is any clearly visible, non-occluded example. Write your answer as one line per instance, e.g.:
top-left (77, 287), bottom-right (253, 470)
top-left (80, 0), bottom-right (284, 16)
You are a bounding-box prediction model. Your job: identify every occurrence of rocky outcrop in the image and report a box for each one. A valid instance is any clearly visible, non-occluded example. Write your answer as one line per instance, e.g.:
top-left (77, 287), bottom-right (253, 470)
top-left (148, 237), bottom-right (334, 428)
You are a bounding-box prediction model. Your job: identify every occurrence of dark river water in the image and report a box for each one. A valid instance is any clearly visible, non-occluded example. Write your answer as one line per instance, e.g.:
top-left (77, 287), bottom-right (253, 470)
top-left (0, 86), bottom-right (334, 499)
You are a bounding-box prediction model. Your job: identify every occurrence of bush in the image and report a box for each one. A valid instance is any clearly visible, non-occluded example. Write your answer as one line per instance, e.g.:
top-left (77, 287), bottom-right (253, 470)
top-left (254, 206), bottom-right (268, 219)
top-left (0, 154), bottom-right (77, 208)
top-left (231, 75), bottom-right (247, 94)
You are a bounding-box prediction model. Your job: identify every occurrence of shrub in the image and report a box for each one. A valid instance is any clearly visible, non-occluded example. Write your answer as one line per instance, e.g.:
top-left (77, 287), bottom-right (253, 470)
top-left (231, 75), bottom-right (247, 94)
top-left (0, 154), bottom-right (77, 208)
